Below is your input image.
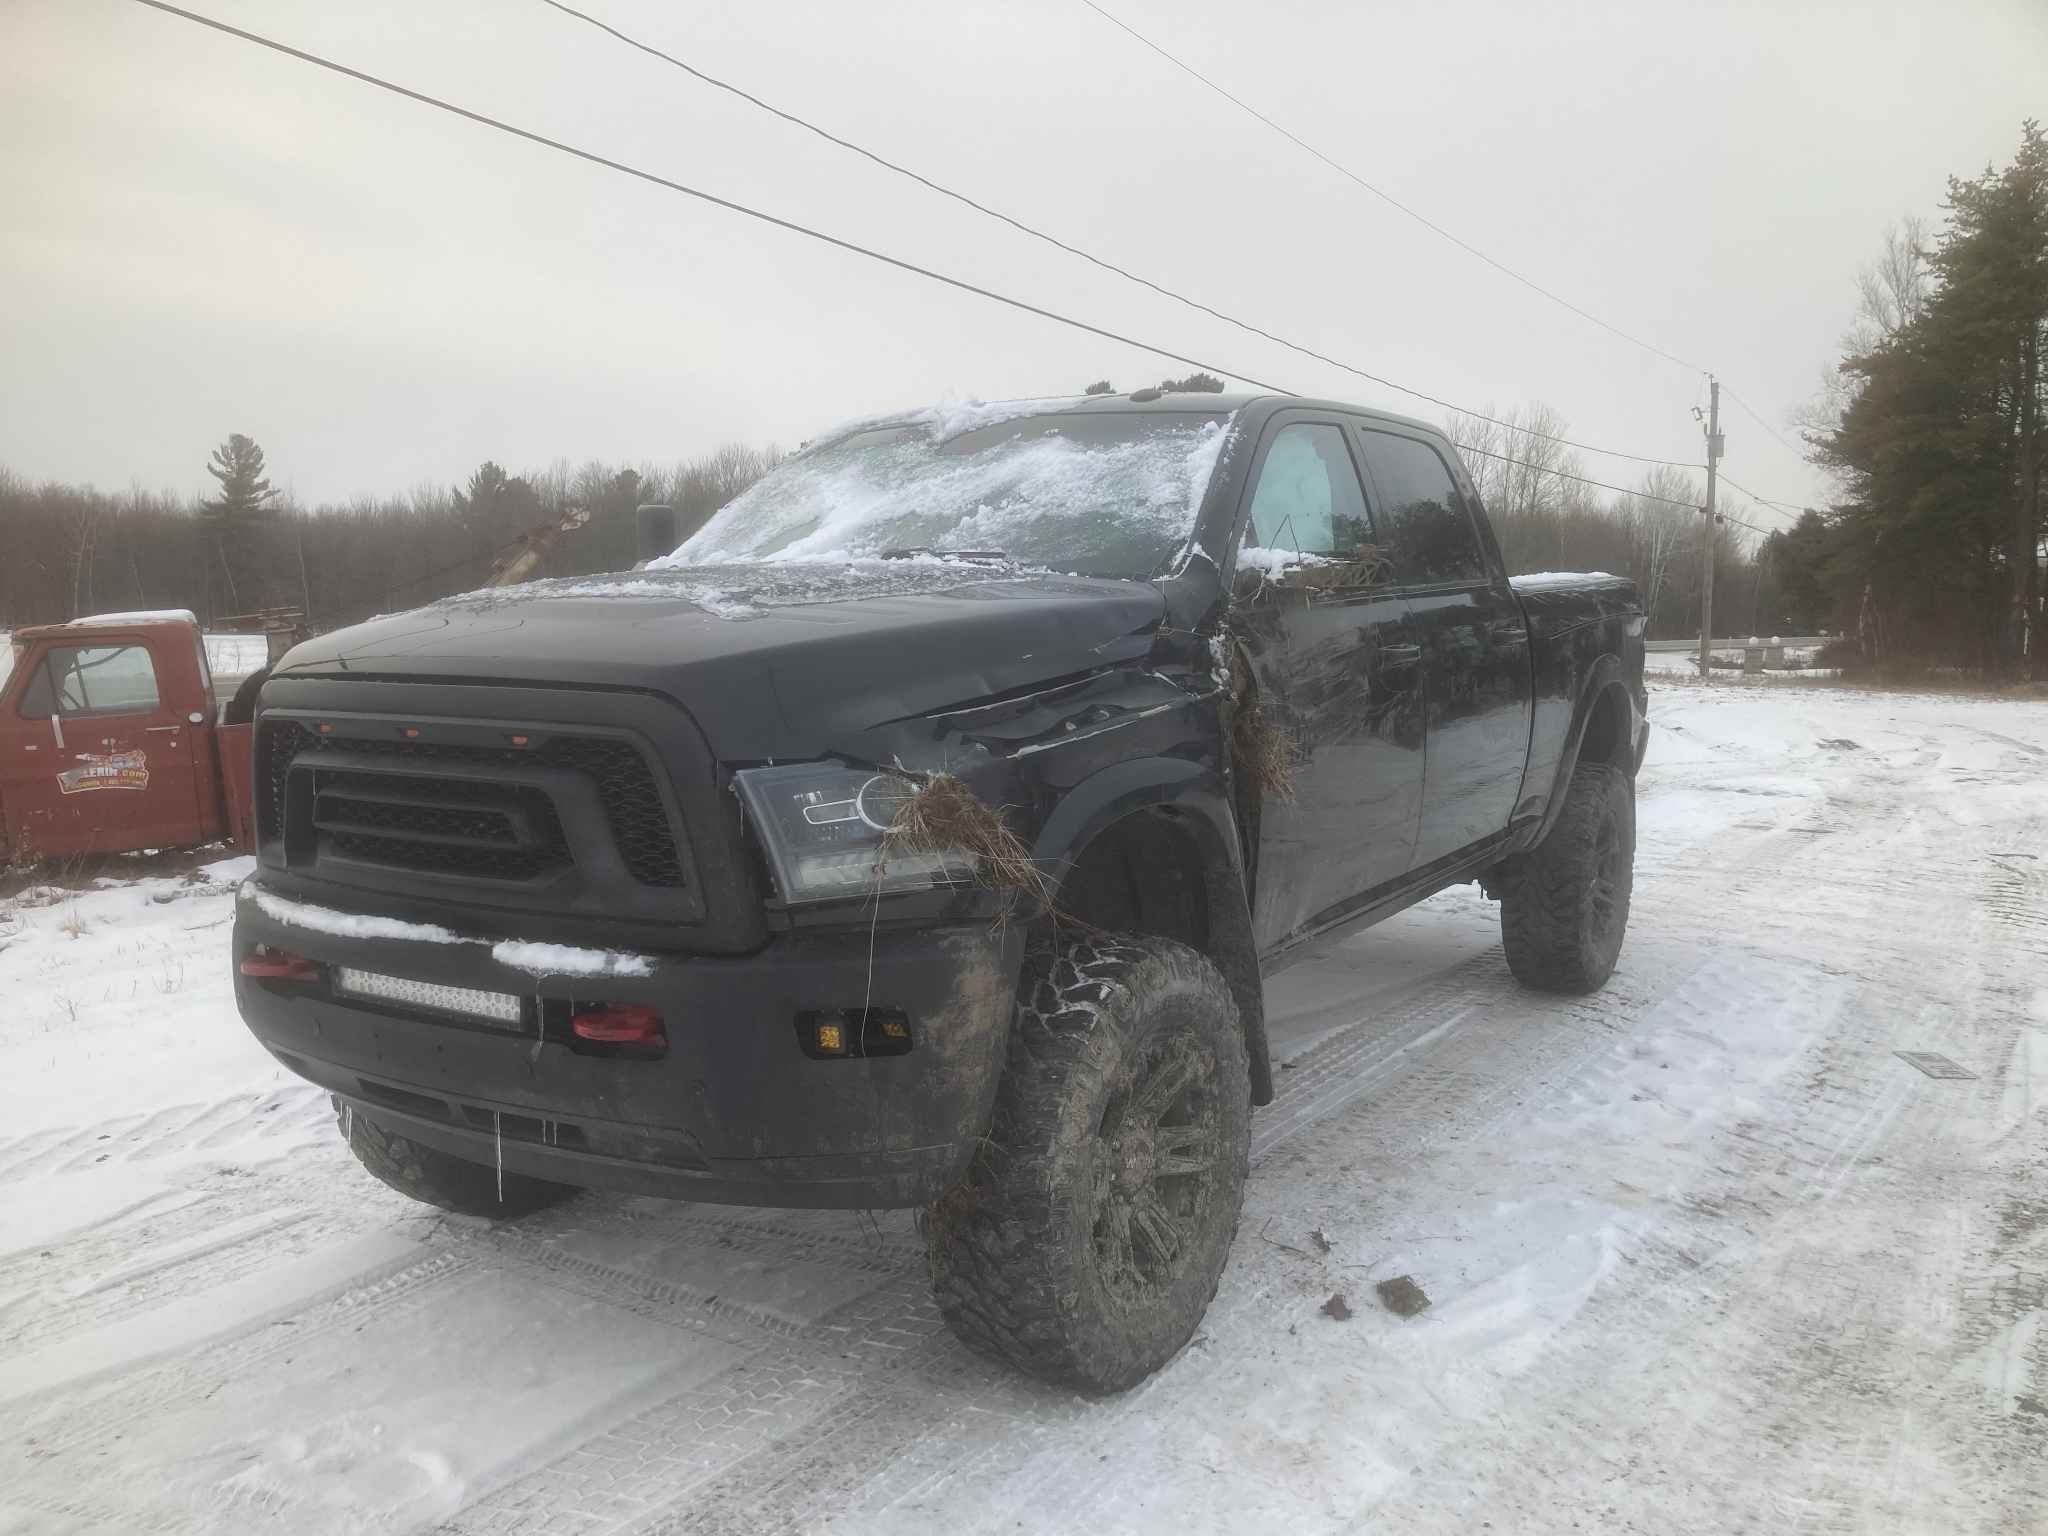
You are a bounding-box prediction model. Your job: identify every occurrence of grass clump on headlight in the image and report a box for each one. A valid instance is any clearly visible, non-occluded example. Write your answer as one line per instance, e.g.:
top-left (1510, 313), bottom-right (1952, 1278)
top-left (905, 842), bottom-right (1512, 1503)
top-left (881, 771), bottom-right (1050, 912)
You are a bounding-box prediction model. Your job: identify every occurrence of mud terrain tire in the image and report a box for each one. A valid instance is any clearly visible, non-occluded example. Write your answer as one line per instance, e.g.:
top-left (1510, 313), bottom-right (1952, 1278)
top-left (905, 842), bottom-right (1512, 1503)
top-left (336, 1098), bottom-right (577, 1219)
top-left (1498, 761), bottom-right (1635, 993)
top-left (926, 935), bottom-right (1251, 1394)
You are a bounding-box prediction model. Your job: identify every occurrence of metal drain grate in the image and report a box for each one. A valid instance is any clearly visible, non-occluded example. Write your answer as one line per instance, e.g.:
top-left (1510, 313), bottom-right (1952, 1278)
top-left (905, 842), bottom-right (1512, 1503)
top-left (1895, 1051), bottom-right (1976, 1080)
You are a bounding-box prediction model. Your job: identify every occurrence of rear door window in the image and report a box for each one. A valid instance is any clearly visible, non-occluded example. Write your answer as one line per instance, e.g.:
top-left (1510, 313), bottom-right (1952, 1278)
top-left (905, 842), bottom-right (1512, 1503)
top-left (1356, 430), bottom-right (1489, 586)
top-left (16, 644), bottom-right (163, 718)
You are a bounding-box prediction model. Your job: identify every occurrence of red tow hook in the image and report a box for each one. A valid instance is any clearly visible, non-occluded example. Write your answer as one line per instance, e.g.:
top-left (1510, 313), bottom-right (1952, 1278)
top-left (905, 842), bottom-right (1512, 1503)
top-left (570, 1004), bottom-right (666, 1046)
top-left (239, 947), bottom-right (321, 982)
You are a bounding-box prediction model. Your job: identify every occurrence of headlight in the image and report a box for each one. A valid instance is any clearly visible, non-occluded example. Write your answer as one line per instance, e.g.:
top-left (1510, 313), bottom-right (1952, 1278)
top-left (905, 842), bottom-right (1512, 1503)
top-left (732, 762), bottom-right (976, 903)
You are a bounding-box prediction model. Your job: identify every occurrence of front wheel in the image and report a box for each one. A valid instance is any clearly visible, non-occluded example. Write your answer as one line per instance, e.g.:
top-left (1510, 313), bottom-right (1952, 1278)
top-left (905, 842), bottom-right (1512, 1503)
top-left (1497, 761), bottom-right (1635, 993)
top-left (925, 935), bottom-right (1251, 1395)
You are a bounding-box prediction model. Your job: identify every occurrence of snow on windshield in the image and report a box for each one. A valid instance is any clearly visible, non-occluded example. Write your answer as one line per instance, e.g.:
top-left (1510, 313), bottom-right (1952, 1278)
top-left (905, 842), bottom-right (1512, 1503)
top-left (656, 407), bottom-right (1234, 579)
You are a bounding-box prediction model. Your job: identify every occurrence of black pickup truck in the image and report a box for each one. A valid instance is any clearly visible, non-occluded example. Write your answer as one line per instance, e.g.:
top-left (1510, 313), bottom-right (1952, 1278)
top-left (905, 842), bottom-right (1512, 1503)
top-left (233, 391), bottom-right (1646, 1392)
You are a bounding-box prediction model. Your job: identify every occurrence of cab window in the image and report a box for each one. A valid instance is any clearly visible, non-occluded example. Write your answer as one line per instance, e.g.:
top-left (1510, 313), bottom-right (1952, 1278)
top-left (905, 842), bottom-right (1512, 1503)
top-left (1243, 423), bottom-right (1375, 557)
top-left (1356, 430), bottom-right (1489, 586)
top-left (15, 644), bottom-right (163, 718)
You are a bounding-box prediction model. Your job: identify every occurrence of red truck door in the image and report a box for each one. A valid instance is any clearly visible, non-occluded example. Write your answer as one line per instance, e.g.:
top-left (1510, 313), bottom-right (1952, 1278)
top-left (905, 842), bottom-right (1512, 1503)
top-left (0, 634), bottom-right (209, 860)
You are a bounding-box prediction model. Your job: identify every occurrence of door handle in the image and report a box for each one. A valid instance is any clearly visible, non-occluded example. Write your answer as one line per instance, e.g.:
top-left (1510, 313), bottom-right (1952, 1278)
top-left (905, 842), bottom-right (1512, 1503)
top-left (1490, 624), bottom-right (1528, 643)
top-left (1379, 643), bottom-right (1422, 666)
top-left (145, 725), bottom-right (183, 734)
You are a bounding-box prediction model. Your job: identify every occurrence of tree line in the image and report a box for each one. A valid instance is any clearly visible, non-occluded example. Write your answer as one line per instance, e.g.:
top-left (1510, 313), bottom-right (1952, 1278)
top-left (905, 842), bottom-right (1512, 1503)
top-left (11, 111), bottom-right (2038, 665)
top-left (0, 443), bottom-right (781, 634)
top-left (0, 416), bottom-right (1778, 644)
top-left (1788, 121), bottom-right (2046, 677)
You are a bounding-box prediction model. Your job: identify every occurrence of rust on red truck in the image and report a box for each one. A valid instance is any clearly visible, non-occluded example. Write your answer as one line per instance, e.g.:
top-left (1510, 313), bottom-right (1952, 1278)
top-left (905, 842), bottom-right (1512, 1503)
top-left (0, 612), bottom-right (256, 864)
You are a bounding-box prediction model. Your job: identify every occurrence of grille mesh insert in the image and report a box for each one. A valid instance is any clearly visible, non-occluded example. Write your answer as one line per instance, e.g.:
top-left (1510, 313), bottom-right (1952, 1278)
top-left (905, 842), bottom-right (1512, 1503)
top-left (260, 720), bottom-right (684, 887)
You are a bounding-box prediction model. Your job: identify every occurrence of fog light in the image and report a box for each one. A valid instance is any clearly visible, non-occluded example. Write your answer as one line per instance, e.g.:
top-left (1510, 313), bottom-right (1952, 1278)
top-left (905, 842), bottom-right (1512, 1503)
top-left (570, 1003), bottom-right (665, 1046)
top-left (796, 1009), bottom-right (912, 1059)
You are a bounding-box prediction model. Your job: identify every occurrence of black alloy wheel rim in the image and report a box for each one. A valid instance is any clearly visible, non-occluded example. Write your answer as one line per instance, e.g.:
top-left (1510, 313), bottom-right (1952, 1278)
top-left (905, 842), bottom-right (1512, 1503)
top-left (1090, 1026), bottom-right (1223, 1301)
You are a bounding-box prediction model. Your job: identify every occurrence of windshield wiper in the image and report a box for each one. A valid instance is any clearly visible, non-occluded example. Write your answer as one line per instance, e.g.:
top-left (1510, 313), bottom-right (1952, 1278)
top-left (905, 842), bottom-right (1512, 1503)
top-left (878, 547), bottom-right (1010, 564)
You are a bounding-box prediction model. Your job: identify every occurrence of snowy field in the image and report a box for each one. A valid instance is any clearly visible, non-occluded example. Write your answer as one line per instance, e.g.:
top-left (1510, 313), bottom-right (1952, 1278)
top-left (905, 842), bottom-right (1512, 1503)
top-left (1, 678), bottom-right (2044, 1534)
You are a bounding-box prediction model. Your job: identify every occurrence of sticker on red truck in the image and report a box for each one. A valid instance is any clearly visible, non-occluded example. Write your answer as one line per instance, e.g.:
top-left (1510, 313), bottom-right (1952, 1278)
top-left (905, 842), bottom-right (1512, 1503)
top-left (56, 749), bottom-right (150, 794)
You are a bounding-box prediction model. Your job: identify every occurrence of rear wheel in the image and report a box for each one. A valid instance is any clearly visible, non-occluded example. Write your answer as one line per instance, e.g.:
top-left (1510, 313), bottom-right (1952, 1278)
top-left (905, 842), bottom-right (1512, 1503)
top-left (1497, 762), bottom-right (1635, 993)
top-left (335, 1098), bottom-right (577, 1219)
top-left (925, 935), bottom-right (1251, 1394)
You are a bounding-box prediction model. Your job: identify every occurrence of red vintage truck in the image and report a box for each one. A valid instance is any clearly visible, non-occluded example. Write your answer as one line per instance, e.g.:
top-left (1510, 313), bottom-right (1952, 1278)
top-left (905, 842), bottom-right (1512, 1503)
top-left (0, 611), bottom-right (258, 865)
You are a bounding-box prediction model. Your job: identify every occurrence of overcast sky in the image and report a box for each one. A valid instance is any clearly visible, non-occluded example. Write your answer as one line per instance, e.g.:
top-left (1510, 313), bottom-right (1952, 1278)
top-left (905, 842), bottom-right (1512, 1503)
top-left (3, 0), bottom-right (2044, 534)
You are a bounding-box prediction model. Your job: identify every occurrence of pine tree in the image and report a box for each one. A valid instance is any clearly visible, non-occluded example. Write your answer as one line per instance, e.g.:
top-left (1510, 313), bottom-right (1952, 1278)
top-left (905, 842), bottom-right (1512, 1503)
top-left (203, 434), bottom-right (277, 523)
top-left (199, 433), bottom-right (279, 617)
top-left (1822, 122), bottom-right (2048, 674)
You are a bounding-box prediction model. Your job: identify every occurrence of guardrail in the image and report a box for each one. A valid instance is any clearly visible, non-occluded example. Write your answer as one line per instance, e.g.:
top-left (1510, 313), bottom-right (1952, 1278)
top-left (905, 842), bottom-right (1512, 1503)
top-left (1643, 636), bottom-right (1833, 652)
top-left (1645, 636), bottom-right (1836, 673)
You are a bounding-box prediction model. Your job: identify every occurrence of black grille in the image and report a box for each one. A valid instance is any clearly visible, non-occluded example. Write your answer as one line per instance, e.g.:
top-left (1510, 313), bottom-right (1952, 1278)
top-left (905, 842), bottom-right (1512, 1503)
top-left (260, 720), bottom-right (685, 888)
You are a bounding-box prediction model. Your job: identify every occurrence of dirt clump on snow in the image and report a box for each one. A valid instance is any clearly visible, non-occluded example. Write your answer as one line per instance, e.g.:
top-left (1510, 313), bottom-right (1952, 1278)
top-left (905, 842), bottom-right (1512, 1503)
top-left (1376, 1275), bottom-right (1431, 1317)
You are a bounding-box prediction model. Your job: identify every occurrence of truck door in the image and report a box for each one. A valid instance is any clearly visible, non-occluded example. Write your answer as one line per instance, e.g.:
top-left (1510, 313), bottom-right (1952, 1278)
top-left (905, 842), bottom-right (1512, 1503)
top-left (1354, 427), bottom-right (1534, 869)
top-left (1231, 418), bottom-right (1426, 950)
top-left (0, 638), bottom-right (207, 859)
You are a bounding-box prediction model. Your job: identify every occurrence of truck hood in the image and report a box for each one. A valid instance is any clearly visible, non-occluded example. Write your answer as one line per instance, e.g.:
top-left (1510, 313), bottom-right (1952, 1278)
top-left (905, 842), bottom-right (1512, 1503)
top-left (270, 562), bottom-right (1168, 760)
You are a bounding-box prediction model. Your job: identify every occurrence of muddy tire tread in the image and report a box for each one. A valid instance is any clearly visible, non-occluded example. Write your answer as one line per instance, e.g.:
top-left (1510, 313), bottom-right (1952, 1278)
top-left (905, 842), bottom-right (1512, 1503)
top-left (1498, 761), bottom-right (1634, 994)
top-left (926, 934), bottom-right (1249, 1394)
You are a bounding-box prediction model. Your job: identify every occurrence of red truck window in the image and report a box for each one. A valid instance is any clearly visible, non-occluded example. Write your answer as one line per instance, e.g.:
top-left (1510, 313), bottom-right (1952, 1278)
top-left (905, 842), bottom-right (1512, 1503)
top-left (16, 644), bottom-right (164, 718)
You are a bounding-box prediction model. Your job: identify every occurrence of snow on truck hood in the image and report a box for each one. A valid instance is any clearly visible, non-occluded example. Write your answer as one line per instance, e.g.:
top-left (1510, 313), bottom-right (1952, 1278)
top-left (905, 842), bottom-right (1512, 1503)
top-left (430, 555), bottom-right (1056, 621)
top-left (271, 398), bottom-right (1245, 756)
top-left (271, 561), bottom-right (1168, 761)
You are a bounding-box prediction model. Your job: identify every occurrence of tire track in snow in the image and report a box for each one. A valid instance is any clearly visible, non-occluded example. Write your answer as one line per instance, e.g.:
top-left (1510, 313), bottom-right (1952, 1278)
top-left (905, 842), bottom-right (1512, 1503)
top-left (436, 801), bottom-right (1818, 1536)
top-left (436, 960), bottom-right (1526, 1536)
top-left (1360, 714), bottom-right (2041, 1534)
top-left (13, 689), bottom-right (2047, 1534)
top-left (0, 1085), bottom-right (328, 1182)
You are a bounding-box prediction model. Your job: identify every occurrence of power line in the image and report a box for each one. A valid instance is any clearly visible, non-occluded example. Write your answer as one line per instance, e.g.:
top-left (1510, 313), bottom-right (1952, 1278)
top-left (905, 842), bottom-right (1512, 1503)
top-left (1451, 442), bottom-right (1700, 511)
top-left (536, 0), bottom-right (1700, 471)
top-left (1721, 385), bottom-right (1813, 463)
top-left (1078, 0), bottom-right (1706, 376)
top-left (122, 0), bottom-right (1295, 395)
top-left (1452, 440), bottom-right (1776, 538)
top-left (125, 0), bottom-right (1783, 524)
top-left (1718, 473), bottom-right (1811, 519)
top-left (1714, 503), bottom-right (1780, 539)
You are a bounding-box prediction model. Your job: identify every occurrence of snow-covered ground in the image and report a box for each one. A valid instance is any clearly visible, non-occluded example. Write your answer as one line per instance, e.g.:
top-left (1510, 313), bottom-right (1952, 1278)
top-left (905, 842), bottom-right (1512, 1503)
top-left (1, 677), bottom-right (2044, 1534)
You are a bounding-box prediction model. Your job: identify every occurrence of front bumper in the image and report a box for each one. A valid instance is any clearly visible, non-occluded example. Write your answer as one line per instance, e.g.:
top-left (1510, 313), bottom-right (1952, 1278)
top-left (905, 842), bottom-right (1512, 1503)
top-left (233, 880), bottom-right (1021, 1208)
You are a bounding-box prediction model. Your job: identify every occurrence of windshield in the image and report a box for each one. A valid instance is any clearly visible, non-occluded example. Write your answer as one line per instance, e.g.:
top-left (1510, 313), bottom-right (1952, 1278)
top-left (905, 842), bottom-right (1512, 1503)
top-left (659, 408), bottom-right (1233, 579)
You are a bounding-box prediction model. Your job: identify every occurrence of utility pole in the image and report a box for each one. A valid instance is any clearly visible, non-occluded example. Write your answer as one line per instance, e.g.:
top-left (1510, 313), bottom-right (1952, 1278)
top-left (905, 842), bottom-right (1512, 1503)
top-left (1696, 377), bottom-right (1724, 678)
